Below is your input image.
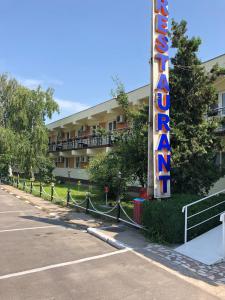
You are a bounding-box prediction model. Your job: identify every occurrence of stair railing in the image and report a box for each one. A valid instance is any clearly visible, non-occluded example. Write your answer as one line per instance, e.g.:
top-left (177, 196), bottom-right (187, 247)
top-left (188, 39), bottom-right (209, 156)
top-left (182, 189), bottom-right (225, 243)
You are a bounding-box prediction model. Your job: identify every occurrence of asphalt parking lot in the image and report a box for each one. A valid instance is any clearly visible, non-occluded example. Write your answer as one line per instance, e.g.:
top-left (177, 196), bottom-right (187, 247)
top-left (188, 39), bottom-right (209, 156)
top-left (0, 187), bottom-right (223, 300)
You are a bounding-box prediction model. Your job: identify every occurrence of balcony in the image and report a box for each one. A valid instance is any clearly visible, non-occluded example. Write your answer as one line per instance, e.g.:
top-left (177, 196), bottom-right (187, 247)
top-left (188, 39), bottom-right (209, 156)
top-left (207, 107), bottom-right (225, 135)
top-left (48, 135), bottom-right (113, 152)
top-left (215, 126), bottom-right (225, 134)
top-left (207, 107), bottom-right (225, 118)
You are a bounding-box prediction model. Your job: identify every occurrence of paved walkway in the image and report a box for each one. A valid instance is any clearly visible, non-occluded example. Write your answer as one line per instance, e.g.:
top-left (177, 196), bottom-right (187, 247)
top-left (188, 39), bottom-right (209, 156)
top-left (87, 224), bottom-right (225, 285)
top-left (1, 184), bottom-right (225, 299)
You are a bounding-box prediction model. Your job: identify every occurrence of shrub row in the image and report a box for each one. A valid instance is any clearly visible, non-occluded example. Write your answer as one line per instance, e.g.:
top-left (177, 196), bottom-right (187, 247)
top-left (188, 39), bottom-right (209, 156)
top-left (142, 193), bottom-right (225, 244)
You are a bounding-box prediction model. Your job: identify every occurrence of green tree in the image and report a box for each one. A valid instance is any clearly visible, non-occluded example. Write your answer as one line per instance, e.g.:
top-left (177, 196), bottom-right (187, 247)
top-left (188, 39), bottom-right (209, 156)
top-left (89, 80), bottom-right (149, 190)
top-left (0, 74), bottom-right (59, 178)
top-left (110, 80), bottom-right (149, 187)
top-left (88, 152), bottom-right (131, 200)
top-left (111, 78), bottom-right (133, 125)
top-left (0, 127), bottom-right (17, 176)
top-left (170, 20), bottom-right (225, 194)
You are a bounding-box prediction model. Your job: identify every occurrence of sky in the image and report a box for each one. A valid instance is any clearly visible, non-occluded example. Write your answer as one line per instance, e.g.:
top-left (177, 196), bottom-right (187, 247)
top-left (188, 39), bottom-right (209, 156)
top-left (0, 0), bottom-right (224, 123)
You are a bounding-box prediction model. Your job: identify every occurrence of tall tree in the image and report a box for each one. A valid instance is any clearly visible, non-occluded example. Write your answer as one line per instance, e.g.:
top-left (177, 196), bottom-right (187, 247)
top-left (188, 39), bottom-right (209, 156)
top-left (170, 20), bottom-right (225, 194)
top-left (111, 79), bottom-right (148, 187)
top-left (89, 81), bottom-right (149, 189)
top-left (0, 74), bottom-right (59, 177)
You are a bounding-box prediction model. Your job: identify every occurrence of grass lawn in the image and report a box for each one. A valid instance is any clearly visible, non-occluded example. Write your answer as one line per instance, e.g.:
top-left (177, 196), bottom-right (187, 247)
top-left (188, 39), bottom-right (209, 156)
top-left (13, 178), bottom-right (135, 221)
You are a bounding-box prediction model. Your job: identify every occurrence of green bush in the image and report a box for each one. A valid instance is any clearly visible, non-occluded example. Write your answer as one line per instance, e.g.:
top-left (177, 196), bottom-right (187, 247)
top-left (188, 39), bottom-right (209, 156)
top-left (142, 194), bottom-right (225, 244)
top-left (88, 152), bottom-right (131, 199)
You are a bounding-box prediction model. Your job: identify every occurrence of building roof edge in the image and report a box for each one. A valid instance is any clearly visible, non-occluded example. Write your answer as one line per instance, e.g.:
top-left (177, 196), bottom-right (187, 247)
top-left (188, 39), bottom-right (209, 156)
top-left (46, 83), bottom-right (149, 127)
top-left (202, 53), bottom-right (225, 64)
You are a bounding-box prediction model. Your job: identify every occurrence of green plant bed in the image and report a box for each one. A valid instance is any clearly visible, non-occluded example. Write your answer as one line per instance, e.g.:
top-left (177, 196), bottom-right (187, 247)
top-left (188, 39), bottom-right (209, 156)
top-left (15, 179), bottom-right (104, 203)
top-left (8, 178), bottom-right (135, 224)
top-left (142, 194), bottom-right (225, 244)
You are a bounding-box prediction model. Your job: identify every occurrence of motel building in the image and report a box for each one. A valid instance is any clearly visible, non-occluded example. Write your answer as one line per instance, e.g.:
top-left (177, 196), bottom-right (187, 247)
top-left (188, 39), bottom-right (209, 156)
top-left (47, 53), bottom-right (225, 191)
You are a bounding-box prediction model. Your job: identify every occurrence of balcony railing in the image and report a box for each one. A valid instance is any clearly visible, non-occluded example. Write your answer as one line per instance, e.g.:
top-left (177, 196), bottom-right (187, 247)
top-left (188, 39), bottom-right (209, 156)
top-left (207, 107), bottom-right (225, 117)
top-left (48, 135), bottom-right (113, 152)
top-left (207, 107), bottom-right (225, 134)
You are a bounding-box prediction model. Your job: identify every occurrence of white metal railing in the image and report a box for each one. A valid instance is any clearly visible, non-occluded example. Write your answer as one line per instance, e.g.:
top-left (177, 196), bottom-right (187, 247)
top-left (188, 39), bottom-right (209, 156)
top-left (220, 213), bottom-right (225, 260)
top-left (207, 106), bottom-right (225, 118)
top-left (182, 189), bottom-right (225, 243)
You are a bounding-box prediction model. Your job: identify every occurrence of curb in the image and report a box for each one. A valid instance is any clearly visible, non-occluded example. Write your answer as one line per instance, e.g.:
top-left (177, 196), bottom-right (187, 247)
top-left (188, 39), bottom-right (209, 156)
top-left (87, 227), bottom-right (129, 250)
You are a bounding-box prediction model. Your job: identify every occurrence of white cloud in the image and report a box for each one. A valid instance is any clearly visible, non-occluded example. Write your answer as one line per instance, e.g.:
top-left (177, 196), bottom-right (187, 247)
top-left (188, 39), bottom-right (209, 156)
top-left (20, 78), bottom-right (43, 89)
top-left (47, 79), bottom-right (64, 86)
top-left (55, 98), bottom-right (90, 112)
top-left (46, 98), bottom-right (90, 124)
top-left (18, 77), bottom-right (64, 89)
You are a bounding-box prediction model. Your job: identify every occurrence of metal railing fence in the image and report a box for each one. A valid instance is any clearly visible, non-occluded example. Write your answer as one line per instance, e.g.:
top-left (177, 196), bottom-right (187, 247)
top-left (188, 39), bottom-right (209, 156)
top-left (182, 189), bottom-right (225, 243)
top-left (0, 176), bottom-right (144, 230)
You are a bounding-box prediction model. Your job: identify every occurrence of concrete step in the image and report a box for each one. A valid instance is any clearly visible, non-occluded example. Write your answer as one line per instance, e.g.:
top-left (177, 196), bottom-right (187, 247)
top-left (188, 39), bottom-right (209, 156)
top-left (176, 225), bottom-right (224, 265)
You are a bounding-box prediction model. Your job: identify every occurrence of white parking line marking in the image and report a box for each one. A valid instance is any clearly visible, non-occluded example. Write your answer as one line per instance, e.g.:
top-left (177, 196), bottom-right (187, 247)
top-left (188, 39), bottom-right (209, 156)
top-left (0, 211), bottom-right (33, 214)
top-left (0, 249), bottom-right (129, 280)
top-left (0, 225), bottom-right (58, 234)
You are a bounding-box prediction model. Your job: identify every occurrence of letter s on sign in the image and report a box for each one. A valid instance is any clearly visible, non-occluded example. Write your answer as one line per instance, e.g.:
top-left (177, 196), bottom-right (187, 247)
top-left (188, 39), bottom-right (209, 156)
top-left (156, 35), bottom-right (169, 53)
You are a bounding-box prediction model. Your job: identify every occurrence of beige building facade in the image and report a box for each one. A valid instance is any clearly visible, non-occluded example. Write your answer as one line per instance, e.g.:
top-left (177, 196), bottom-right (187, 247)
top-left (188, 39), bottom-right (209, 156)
top-left (47, 85), bottom-right (149, 181)
top-left (47, 54), bottom-right (225, 184)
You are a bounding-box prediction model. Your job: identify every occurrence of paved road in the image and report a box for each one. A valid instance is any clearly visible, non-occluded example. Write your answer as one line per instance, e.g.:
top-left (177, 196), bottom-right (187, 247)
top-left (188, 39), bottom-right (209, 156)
top-left (0, 187), bottom-right (223, 300)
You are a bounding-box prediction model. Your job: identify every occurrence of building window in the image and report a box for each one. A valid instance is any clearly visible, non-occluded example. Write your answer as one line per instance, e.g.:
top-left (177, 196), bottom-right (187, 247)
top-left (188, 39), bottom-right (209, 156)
top-left (76, 157), bottom-right (80, 168)
top-left (64, 158), bottom-right (69, 168)
top-left (108, 121), bottom-right (116, 131)
top-left (92, 125), bottom-right (98, 135)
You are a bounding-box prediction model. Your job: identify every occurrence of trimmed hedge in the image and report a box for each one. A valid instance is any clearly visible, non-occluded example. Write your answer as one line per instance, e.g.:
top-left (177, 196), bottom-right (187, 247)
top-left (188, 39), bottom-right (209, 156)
top-left (142, 194), bottom-right (225, 244)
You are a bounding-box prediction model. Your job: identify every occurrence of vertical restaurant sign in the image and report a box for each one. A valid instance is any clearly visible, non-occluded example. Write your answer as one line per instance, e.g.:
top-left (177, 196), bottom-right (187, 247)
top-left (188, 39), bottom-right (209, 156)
top-left (152, 0), bottom-right (171, 198)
